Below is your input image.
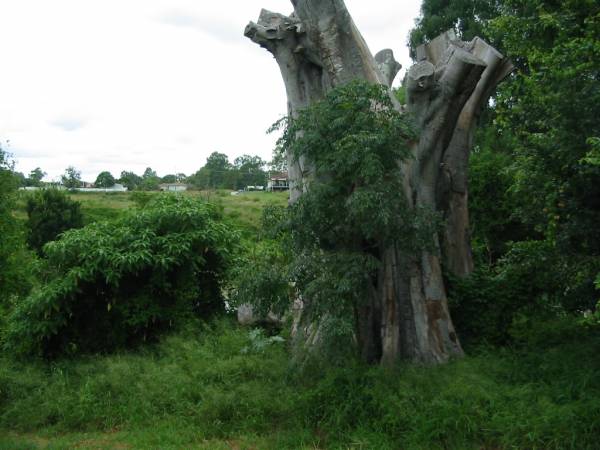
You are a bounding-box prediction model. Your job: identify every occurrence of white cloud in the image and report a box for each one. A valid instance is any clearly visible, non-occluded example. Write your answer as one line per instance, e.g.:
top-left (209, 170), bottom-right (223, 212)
top-left (157, 8), bottom-right (240, 43)
top-left (0, 0), bottom-right (422, 182)
top-left (50, 116), bottom-right (89, 132)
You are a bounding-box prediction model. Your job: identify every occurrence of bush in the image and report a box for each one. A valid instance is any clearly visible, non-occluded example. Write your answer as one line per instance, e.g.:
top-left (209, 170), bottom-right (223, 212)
top-left (25, 188), bottom-right (84, 255)
top-left (449, 239), bottom-right (600, 346)
top-left (4, 195), bottom-right (238, 357)
top-left (130, 190), bottom-right (154, 208)
top-left (0, 149), bottom-right (36, 322)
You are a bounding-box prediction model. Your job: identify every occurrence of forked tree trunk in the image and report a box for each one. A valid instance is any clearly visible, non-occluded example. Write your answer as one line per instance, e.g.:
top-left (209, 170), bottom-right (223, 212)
top-left (245, 0), bottom-right (511, 364)
top-left (418, 31), bottom-right (514, 277)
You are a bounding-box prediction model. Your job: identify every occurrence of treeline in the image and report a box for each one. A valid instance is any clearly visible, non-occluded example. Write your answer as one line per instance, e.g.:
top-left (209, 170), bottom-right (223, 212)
top-left (15, 151), bottom-right (274, 191)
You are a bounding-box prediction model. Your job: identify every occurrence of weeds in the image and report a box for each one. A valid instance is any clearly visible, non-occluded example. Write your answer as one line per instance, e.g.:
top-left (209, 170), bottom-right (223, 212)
top-left (1, 318), bottom-right (599, 449)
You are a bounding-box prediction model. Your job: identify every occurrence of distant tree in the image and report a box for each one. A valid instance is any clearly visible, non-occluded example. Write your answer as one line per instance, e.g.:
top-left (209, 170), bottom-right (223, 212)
top-left (143, 167), bottom-right (158, 179)
top-left (61, 166), bottom-right (82, 190)
top-left (140, 167), bottom-right (161, 191)
top-left (175, 173), bottom-right (187, 183)
top-left (233, 155), bottom-right (267, 189)
top-left (205, 152), bottom-right (231, 189)
top-left (14, 171), bottom-right (26, 187)
top-left (161, 174), bottom-right (177, 184)
top-left (26, 189), bottom-right (84, 255)
top-left (188, 152), bottom-right (234, 190)
top-left (269, 150), bottom-right (288, 173)
top-left (188, 167), bottom-right (211, 190)
top-left (95, 171), bottom-right (116, 188)
top-left (118, 171), bottom-right (142, 191)
top-left (26, 167), bottom-right (46, 187)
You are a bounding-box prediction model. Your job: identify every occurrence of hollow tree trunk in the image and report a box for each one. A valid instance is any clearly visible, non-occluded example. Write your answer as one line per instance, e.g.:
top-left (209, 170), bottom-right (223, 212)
top-left (245, 0), bottom-right (509, 364)
top-left (416, 31), bottom-right (514, 277)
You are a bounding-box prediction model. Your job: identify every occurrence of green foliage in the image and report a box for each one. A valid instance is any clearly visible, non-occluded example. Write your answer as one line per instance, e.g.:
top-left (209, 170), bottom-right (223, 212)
top-left (188, 152), bottom-right (234, 190)
top-left (0, 148), bottom-right (35, 311)
top-left (130, 190), bottom-right (155, 208)
top-left (491, 0), bottom-right (600, 254)
top-left (5, 195), bottom-right (238, 357)
top-left (230, 205), bottom-right (292, 318)
top-left (411, 0), bottom-right (600, 335)
top-left (1, 318), bottom-right (599, 449)
top-left (188, 152), bottom-right (267, 191)
top-left (61, 166), bottom-right (82, 190)
top-left (582, 137), bottom-right (600, 166)
top-left (139, 167), bottom-right (161, 191)
top-left (409, 0), bottom-right (500, 53)
top-left (25, 189), bottom-right (84, 255)
top-left (233, 154), bottom-right (267, 189)
top-left (240, 328), bottom-right (285, 355)
top-left (468, 127), bottom-right (532, 265)
top-left (0, 147), bottom-right (19, 269)
top-left (26, 167), bottom-right (46, 187)
top-left (277, 81), bottom-right (421, 247)
top-left (450, 239), bottom-right (600, 345)
top-left (393, 85), bottom-right (407, 105)
top-left (94, 171), bottom-right (116, 188)
top-left (236, 81), bottom-right (437, 349)
top-left (118, 170), bottom-right (142, 191)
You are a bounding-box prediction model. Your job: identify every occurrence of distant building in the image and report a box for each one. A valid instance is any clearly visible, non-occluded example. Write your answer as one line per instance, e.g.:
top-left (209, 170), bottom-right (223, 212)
top-left (159, 183), bottom-right (188, 192)
top-left (267, 172), bottom-right (289, 191)
top-left (73, 183), bottom-right (128, 193)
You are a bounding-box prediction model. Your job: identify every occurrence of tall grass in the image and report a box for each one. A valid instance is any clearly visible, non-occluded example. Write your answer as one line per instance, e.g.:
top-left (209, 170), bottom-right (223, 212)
top-left (1, 318), bottom-right (599, 449)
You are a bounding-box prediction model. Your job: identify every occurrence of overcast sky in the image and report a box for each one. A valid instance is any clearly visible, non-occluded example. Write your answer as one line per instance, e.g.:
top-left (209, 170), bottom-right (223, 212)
top-left (0, 0), bottom-right (422, 182)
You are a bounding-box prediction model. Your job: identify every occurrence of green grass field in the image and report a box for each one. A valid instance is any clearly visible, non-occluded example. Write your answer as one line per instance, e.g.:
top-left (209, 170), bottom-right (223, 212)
top-left (15, 189), bottom-right (288, 232)
top-left (3, 189), bottom-right (600, 449)
top-left (1, 319), bottom-right (599, 449)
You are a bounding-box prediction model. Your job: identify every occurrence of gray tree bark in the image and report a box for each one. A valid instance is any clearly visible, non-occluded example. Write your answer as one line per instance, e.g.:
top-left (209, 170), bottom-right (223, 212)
top-left (416, 31), bottom-right (514, 277)
top-left (245, 0), bottom-right (511, 364)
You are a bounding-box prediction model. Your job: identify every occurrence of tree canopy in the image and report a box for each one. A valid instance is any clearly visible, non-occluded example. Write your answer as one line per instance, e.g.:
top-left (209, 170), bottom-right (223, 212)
top-left (94, 171), bottom-right (116, 188)
top-left (61, 166), bottom-right (82, 190)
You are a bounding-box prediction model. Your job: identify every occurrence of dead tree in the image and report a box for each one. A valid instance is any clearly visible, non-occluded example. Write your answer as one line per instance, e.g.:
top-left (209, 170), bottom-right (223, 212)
top-left (245, 0), bottom-right (512, 364)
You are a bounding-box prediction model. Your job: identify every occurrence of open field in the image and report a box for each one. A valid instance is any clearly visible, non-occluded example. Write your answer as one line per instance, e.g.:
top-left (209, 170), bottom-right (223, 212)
top-left (15, 190), bottom-right (289, 233)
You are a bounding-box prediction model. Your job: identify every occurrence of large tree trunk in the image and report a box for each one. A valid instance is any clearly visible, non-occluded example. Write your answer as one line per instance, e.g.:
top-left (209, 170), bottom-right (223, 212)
top-left (417, 31), bottom-right (514, 277)
top-left (245, 0), bottom-right (510, 364)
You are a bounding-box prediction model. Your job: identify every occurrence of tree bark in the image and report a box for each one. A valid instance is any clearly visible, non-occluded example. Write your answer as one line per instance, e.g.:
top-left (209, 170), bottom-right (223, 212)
top-left (416, 31), bottom-right (514, 277)
top-left (245, 1), bottom-right (509, 364)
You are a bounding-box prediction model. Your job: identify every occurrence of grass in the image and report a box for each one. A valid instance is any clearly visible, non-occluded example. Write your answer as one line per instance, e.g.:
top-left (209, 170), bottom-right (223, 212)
top-left (14, 189), bottom-right (289, 232)
top-left (1, 318), bottom-right (599, 449)
top-left (5, 189), bottom-right (600, 449)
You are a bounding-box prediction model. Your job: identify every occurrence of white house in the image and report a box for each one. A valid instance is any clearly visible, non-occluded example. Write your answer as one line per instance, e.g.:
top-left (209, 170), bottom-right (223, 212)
top-left (159, 183), bottom-right (188, 192)
top-left (267, 172), bottom-right (289, 191)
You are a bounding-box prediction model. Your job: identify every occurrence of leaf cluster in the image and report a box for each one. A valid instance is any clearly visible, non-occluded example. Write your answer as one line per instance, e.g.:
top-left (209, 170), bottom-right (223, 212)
top-left (238, 81), bottom-right (439, 334)
top-left (5, 195), bottom-right (238, 357)
top-left (25, 188), bottom-right (84, 255)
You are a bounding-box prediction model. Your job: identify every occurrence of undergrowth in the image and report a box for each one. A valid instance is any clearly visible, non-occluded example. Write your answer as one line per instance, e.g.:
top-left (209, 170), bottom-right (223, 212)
top-left (1, 317), bottom-right (599, 449)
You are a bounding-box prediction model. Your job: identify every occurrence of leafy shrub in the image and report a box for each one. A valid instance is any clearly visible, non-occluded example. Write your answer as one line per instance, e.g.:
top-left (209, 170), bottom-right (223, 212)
top-left (449, 239), bottom-right (600, 346)
top-left (5, 195), bottom-right (238, 357)
top-left (230, 205), bottom-right (291, 318)
top-left (130, 190), bottom-right (154, 208)
top-left (0, 148), bottom-right (36, 323)
top-left (241, 328), bottom-right (285, 355)
top-left (25, 188), bottom-right (84, 255)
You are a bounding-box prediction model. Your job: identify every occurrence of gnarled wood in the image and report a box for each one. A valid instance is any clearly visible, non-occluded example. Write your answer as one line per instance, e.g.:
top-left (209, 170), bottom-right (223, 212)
top-left (416, 33), bottom-right (514, 277)
top-left (245, 1), bottom-right (509, 364)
